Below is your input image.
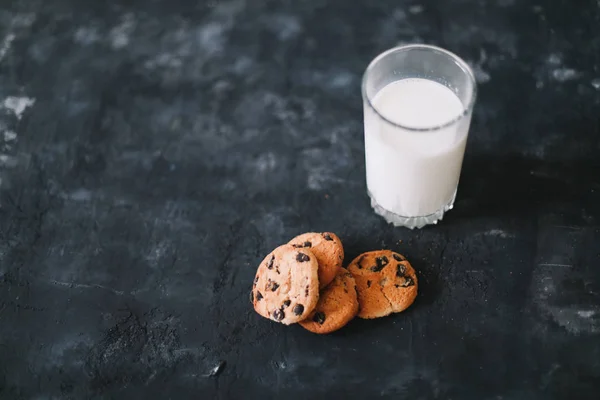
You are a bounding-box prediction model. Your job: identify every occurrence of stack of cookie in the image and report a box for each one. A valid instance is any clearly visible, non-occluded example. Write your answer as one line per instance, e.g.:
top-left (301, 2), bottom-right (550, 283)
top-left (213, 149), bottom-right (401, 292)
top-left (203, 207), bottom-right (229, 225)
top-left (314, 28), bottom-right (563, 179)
top-left (250, 232), bottom-right (418, 334)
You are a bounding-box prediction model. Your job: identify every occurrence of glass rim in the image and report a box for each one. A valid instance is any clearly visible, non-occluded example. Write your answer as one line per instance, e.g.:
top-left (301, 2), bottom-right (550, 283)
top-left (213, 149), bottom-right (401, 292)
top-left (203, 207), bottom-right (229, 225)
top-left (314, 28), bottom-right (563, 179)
top-left (361, 44), bottom-right (477, 133)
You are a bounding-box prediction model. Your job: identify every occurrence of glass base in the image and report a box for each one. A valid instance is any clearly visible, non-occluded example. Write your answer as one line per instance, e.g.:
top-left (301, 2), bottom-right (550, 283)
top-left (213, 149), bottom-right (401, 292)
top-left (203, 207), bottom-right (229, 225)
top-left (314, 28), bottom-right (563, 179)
top-left (368, 191), bottom-right (457, 229)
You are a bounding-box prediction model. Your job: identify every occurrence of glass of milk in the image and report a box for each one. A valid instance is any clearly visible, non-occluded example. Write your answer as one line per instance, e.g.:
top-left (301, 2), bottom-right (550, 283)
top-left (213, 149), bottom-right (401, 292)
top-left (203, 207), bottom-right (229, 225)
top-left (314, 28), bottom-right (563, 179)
top-left (361, 44), bottom-right (477, 229)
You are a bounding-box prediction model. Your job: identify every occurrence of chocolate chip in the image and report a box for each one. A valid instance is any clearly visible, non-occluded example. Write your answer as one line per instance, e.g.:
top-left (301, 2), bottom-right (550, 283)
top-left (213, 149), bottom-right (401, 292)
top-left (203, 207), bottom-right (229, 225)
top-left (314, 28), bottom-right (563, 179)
top-left (292, 241), bottom-right (312, 248)
top-left (266, 279), bottom-right (279, 291)
top-left (305, 287), bottom-right (309, 296)
top-left (293, 304), bottom-right (304, 315)
top-left (396, 264), bottom-right (406, 277)
top-left (283, 300), bottom-right (291, 308)
top-left (400, 277), bottom-right (415, 287)
top-left (254, 276), bottom-right (259, 284)
top-left (367, 280), bottom-right (372, 288)
top-left (322, 233), bottom-right (333, 241)
top-left (370, 256), bottom-right (389, 272)
top-left (357, 255), bottom-right (365, 269)
top-left (296, 252), bottom-right (310, 262)
top-left (394, 284), bottom-right (400, 288)
top-left (256, 291), bottom-right (263, 301)
top-left (267, 255), bottom-right (274, 270)
top-left (250, 291), bottom-right (254, 303)
top-left (273, 309), bottom-right (285, 321)
top-left (313, 312), bottom-right (326, 324)
top-left (393, 253), bottom-right (405, 262)
top-left (275, 267), bottom-right (280, 274)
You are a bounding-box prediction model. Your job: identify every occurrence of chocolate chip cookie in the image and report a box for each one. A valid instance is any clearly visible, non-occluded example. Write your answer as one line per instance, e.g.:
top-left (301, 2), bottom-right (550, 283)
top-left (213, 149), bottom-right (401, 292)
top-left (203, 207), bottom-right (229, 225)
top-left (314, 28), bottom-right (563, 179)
top-left (251, 244), bottom-right (320, 325)
top-left (347, 250), bottom-right (418, 319)
top-left (288, 232), bottom-right (344, 289)
top-left (299, 269), bottom-right (359, 334)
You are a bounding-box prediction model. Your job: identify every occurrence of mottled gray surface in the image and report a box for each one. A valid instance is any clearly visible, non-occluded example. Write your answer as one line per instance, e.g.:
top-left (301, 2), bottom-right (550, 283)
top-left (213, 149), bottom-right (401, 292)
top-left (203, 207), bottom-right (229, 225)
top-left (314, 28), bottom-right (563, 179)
top-left (0, 0), bottom-right (599, 398)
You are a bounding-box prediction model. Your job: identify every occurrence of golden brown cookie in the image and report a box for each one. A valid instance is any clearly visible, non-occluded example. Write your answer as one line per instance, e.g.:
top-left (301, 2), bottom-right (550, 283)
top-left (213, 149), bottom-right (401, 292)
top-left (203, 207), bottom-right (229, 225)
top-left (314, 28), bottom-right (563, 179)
top-left (251, 244), bottom-right (320, 325)
top-left (299, 269), bottom-right (359, 334)
top-left (288, 232), bottom-right (344, 289)
top-left (347, 250), bottom-right (417, 319)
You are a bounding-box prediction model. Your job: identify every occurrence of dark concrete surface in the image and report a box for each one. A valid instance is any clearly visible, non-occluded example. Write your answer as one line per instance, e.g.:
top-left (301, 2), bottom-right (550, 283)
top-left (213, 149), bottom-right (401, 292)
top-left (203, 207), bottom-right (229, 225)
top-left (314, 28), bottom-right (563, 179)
top-left (0, 0), bottom-right (599, 398)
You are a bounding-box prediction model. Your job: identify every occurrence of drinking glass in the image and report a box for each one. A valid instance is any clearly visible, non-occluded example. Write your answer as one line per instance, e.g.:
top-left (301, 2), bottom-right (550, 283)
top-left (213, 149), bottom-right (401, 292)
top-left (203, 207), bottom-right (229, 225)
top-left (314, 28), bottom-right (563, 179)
top-left (361, 44), bottom-right (477, 229)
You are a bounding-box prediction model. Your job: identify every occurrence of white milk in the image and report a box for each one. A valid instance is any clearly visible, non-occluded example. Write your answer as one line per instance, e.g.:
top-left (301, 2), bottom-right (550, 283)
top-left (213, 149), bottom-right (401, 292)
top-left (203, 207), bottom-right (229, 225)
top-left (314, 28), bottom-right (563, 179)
top-left (364, 78), bottom-right (470, 219)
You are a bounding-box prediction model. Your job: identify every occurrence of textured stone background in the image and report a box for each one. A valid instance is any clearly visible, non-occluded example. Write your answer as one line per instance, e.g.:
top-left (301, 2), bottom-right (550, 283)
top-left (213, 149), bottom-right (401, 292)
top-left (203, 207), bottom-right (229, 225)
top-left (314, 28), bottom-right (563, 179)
top-left (0, 0), bottom-right (599, 398)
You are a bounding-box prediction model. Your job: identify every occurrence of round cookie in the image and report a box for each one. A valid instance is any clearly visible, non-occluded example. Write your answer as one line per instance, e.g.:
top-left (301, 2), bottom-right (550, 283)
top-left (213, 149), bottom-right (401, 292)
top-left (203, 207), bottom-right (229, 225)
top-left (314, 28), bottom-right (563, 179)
top-left (347, 250), bottom-right (418, 319)
top-left (251, 244), bottom-right (320, 325)
top-left (299, 269), bottom-right (359, 334)
top-left (288, 232), bottom-right (344, 289)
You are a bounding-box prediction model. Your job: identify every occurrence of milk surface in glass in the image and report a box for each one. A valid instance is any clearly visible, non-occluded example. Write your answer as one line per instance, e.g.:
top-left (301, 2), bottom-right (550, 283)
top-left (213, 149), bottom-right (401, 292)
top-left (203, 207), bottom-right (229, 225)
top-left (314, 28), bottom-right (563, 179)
top-left (365, 78), bottom-right (469, 218)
